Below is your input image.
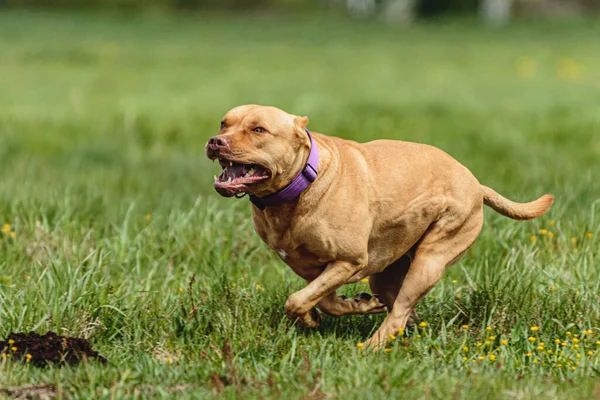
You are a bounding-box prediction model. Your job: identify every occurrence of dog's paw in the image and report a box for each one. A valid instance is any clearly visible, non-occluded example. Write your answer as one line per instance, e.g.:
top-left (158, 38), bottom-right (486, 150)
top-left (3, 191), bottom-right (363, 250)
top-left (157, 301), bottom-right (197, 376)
top-left (351, 293), bottom-right (388, 314)
top-left (295, 308), bottom-right (322, 328)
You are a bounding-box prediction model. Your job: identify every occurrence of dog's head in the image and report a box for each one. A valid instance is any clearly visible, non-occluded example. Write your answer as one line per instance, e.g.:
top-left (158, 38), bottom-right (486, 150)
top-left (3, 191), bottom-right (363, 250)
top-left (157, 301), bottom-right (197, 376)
top-left (205, 105), bottom-right (310, 198)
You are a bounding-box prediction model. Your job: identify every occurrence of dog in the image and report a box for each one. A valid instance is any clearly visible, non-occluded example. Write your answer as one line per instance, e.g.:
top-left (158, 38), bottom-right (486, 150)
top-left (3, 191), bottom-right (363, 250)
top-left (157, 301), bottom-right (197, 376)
top-left (205, 104), bottom-right (554, 349)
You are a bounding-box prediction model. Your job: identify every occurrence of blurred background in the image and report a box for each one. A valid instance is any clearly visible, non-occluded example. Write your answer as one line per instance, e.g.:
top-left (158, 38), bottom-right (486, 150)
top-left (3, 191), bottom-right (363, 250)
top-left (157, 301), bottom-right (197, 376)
top-left (0, 0), bottom-right (598, 221)
top-left (3, 0), bottom-right (600, 22)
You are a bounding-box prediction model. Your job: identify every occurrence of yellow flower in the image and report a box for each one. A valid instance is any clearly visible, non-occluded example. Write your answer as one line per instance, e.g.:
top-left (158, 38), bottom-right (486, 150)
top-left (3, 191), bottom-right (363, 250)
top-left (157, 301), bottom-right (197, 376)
top-left (570, 237), bottom-right (576, 244)
top-left (256, 284), bottom-right (263, 291)
top-left (596, 341), bottom-right (600, 345)
top-left (232, 283), bottom-right (237, 288)
top-left (1, 354), bottom-right (5, 358)
top-left (476, 343), bottom-right (482, 347)
top-left (587, 351), bottom-right (593, 356)
top-left (2, 224), bottom-right (10, 233)
top-left (547, 350), bottom-right (553, 354)
top-left (551, 285), bottom-right (557, 290)
top-left (588, 233), bottom-right (594, 239)
top-left (486, 326), bottom-right (492, 332)
top-left (530, 326), bottom-right (539, 332)
top-left (478, 356), bottom-right (485, 361)
top-left (178, 287), bottom-right (183, 292)
top-left (361, 278), bottom-right (369, 283)
top-left (398, 328), bottom-right (405, 336)
top-left (554, 339), bottom-right (561, 344)
top-left (144, 214), bottom-right (152, 221)
top-left (462, 356), bottom-right (467, 361)
top-left (566, 332), bottom-right (572, 336)
top-left (26, 354), bottom-right (32, 359)
top-left (533, 359), bottom-right (538, 364)
top-left (452, 280), bottom-right (457, 284)
top-left (356, 343), bottom-right (364, 348)
top-left (574, 344), bottom-right (580, 349)
top-left (389, 334), bottom-right (396, 340)
top-left (572, 338), bottom-right (579, 343)
top-left (540, 229), bottom-right (548, 235)
top-left (576, 353), bottom-right (581, 359)
top-left (528, 337), bottom-right (536, 342)
top-left (556, 58), bottom-right (585, 82)
top-left (8, 339), bottom-right (14, 345)
top-left (572, 366), bottom-right (576, 371)
top-left (456, 293), bottom-right (461, 298)
top-left (548, 232), bottom-right (554, 238)
top-left (537, 346), bottom-right (544, 351)
top-left (557, 363), bottom-right (562, 367)
top-left (489, 354), bottom-right (496, 361)
top-left (11, 347), bottom-right (17, 351)
top-left (419, 322), bottom-right (427, 328)
top-left (461, 324), bottom-right (469, 330)
top-left (384, 348), bottom-right (392, 353)
top-left (526, 353), bottom-right (532, 357)
top-left (485, 340), bottom-right (491, 346)
top-left (530, 235), bottom-right (537, 242)
top-left (585, 330), bottom-right (593, 335)
top-left (489, 336), bottom-right (496, 341)
top-left (550, 220), bottom-right (555, 226)
top-left (463, 347), bottom-right (469, 352)
top-left (574, 291), bottom-right (579, 295)
top-left (501, 339), bottom-right (508, 346)
top-left (561, 342), bottom-right (567, 347)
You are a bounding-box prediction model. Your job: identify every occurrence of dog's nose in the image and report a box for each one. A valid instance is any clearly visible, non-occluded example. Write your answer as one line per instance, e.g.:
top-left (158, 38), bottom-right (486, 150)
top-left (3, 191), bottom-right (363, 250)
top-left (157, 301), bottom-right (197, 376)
top-left (208, 136), bottom-right (227, 149)
top-left (206, 135), bottom-right (229, 158)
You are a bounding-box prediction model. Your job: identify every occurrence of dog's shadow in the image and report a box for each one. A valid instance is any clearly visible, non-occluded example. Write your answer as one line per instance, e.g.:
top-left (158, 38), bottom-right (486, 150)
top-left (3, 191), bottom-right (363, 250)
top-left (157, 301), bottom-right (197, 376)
top-left (298, 313), bottom-right (386, 341)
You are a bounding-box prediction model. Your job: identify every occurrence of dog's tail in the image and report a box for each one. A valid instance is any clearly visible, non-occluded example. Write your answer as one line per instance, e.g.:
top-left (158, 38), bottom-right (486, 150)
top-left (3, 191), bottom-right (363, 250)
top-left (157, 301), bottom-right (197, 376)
top-left (482, 185), bottom-right (554, 220)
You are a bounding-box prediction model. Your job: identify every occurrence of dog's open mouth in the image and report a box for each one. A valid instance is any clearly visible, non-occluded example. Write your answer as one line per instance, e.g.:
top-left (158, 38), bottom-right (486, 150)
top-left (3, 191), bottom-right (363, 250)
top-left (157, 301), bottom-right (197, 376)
top-left (213, 158), bottom-right (270, 197)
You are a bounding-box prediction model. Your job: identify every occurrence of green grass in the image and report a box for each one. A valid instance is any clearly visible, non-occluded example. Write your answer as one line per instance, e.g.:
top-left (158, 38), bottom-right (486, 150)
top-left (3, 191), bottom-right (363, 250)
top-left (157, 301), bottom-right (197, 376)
top-left (0, 10), bottom-right (599, 399)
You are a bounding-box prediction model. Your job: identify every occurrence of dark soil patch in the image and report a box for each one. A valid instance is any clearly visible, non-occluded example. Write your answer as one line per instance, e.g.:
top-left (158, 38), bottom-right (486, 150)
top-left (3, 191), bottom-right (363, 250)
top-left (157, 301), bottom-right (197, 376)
top-left (0, 331), bottom-right (107, 367)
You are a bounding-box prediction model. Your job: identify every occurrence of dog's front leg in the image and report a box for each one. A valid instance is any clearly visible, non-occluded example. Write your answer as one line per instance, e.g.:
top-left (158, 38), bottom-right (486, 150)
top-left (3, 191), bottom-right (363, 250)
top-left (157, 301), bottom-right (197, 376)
top-left (285, 260), bottom-right (362, 328)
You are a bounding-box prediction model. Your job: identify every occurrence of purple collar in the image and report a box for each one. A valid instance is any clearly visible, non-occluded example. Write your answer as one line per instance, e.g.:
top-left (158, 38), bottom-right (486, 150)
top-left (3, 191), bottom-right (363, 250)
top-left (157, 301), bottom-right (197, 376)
top-left (250, 129), bottom-right (319, 210)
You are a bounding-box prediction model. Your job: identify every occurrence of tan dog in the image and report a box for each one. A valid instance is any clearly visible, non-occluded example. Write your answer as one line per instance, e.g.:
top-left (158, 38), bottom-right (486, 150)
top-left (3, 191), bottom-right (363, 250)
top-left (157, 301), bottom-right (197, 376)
top-left (205, 105), bottom-right (554, 349)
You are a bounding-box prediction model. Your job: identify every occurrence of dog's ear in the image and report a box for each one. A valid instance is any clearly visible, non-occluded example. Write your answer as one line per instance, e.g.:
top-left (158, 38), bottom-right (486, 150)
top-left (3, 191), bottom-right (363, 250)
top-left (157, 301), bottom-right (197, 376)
top-left (294, 116), bottom-right (309, 130)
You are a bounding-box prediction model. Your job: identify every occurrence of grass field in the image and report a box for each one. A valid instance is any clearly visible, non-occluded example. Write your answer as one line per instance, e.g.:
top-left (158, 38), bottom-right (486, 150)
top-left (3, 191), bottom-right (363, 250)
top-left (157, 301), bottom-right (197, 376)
top-left (0, 10), bottom-right (599, 399)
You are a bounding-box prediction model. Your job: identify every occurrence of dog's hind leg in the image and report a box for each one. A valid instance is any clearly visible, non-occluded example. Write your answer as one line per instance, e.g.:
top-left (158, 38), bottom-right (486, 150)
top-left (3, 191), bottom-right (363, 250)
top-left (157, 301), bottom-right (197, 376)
top-left (364, 208), bottom-right (483, 349)
top-left (368, 254), bottom-right (418, 325)
top-left (368, 254), bottom-right (411, 312)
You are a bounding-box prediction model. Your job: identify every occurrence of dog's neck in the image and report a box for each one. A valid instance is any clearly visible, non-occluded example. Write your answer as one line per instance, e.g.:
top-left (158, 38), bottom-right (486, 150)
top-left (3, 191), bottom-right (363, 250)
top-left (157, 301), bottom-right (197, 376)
top-left (249, 129), bottom-right (319, 210)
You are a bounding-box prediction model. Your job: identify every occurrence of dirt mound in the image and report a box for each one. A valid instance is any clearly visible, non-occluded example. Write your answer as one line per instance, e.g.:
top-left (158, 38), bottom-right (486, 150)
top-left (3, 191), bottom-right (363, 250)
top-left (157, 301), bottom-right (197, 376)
top-left (0, 331), bottom-right (107, 367)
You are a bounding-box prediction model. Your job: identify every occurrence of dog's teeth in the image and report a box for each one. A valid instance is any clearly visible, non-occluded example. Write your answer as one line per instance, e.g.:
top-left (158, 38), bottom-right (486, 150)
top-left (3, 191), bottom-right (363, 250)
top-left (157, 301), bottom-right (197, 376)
top-left (213, 175), bottom-right (218, 182)
top-left (248, 168), bottom-right (255, 175)
top-left (229, 161), bottom-right (233, 167)
top-left (227, 177), bottom-right (232, 183)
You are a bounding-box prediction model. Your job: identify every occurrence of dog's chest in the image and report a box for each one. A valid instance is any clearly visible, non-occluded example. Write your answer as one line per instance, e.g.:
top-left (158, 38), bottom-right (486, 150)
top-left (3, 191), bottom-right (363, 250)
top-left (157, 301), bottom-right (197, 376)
top-left (254, 217), bottom-right (326, 280)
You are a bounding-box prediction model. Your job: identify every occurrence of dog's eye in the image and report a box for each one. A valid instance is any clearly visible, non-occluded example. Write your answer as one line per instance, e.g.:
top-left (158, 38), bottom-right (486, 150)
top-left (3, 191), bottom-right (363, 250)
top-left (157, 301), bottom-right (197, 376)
top-left (253, 127), bottom-right (266, 133)
top-left (220, 121), bottom-right (226, 129)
